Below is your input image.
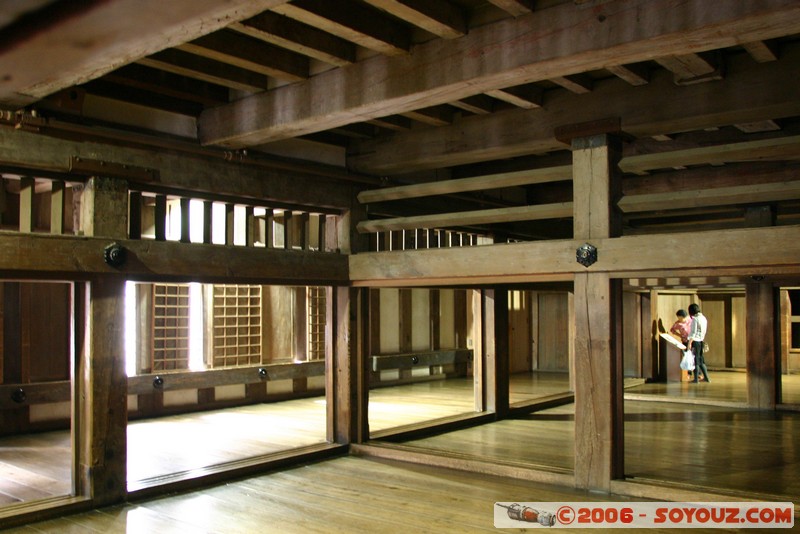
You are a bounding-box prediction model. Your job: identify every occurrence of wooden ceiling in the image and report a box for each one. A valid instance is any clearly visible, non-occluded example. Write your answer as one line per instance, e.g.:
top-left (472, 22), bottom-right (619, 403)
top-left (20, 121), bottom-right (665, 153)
top-left (2, 0), bottom-right (800, 241)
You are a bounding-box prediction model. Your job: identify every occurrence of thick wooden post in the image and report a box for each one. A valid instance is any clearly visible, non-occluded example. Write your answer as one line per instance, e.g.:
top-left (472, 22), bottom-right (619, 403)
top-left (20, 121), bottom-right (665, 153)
top-left (50, 180), bottom-right (66, 235)
top-left (570, 131), bottom-right (624, 491)
top-left (746, 282), bottom-right (779, 409)
top-left (484, 288), bottom-right (509, 418)
top-left (19, 176), bottom-right (34, 233)
top-left (80, 177), bottom-right (128, 238)
top-left (471, 289), bottom-right (484, 412)
top-left (330, 286), bottom-right (368, 444)
top-left (76, 277), bottom-right (127, 504)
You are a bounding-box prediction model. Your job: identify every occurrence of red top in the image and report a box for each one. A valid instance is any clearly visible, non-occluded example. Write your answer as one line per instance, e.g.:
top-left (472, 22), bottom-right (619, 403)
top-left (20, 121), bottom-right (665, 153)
top-left (670, 318), bottom-right (692, 344)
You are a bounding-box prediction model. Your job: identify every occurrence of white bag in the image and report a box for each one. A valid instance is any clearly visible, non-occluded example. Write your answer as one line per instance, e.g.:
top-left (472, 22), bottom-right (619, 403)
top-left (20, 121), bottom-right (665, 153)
top-left (679, 350), bottom-right (695, 371)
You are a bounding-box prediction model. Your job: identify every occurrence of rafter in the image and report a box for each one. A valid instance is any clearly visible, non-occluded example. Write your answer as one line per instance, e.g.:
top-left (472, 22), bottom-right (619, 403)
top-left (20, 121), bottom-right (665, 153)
top-left (271, 0), bottom-right (411, 56)
top-left (486, 0), bottom-right (535, 17)
top-left (362, 0), bottom-right (466, 39)
top-left (199, 0), bottom-right (800, 148)
top-left (177, 30), bottom-right (308, 82)
top-left (231, 12), bottom-right (356, 67)
top-left (138, 50), bottom-right (270, 93)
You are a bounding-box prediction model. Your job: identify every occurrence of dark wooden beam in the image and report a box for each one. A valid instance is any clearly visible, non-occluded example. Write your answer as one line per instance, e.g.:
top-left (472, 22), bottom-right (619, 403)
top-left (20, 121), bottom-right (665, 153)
top-left (0, 0), bottom-right (291, 107)
top-left (348, 44), bottom-right (800, 174)
top-left (199, 0), bottom-right (800, 148)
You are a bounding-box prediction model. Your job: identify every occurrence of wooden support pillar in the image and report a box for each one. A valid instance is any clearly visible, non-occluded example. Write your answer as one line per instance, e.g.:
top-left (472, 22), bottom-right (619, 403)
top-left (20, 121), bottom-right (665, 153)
top-left (50, 180), bottom-right (66, 235)
top-left (75, 278), bottom-right (127, 505)
top-left (317, 214), bottom-right (326, 251)
top-left (574, 273), bottom-right (624, 490)
top-left (299, 212), bottom-right (309, 250)
top-left (471, 289), bottom-right (484, 411)
top-left (244, 205), bottom-right (255, 247)
top-left (398, 289), bottom-right (413, 380)
top-left (19, 176), bottom-right (34, 233)
top-left (483, 288), bottom-right (509, 418)
top-left (264, 209), bottom-right (274, 249)
top-left (224, 203), bottom-right (235, 246)
top-left (330, 286), bottom-right (368, 444)
top-left (154, 194), bottom-right (167, 241)
top-left (569, 128), bottom-right (624, 491)
top-left (80, 177), bottom-right (128, 238)
top-left (179, 197), bottom-right (191, 243)
top-left (283, 210), bottom-right (294, 250)
top-left (746, 282), bottom-right (779, 409)
top-left (202, 200), bottom-right (213, 244)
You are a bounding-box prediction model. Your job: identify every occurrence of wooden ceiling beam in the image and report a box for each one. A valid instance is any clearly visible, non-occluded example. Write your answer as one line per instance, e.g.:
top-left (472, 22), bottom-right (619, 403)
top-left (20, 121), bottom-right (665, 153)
top-left (605, 63), bottom-right (649, 86)
top-left (485, 85), bottom-right (543, 109)
top-left (449, 95), bottom-right (495, 115)
top-left (272, 0), bottom-right (411, 56)
top-left (231, 12), bottom-right (356, 67)
top-left (358, 165), bottom-right (572, 203)
top-left (138, 50), bottom-right (270, 93)
top-left (486, 0), bottom-right (535, 17)
top-left (349, 226), bottom-right (800, 286)
top-left (0, 0), bottom-right (291, 108)
top-left (177, 29), bottom-right (308, 82)
top-left (357, 203), bottom-right (573, 233)
top-left (199, 0), bottom-right (800, 148)
top-left (550, 74), bottom-right (593, 94)
top-left (366, 115), bottom-right (413, 131)
top-left (362, 0), bottom-right (467, 39)
top-left (620, 135), bottom-right (800, 174)
top-left (400, 106), bottom-right (454, 126)
top-left (619, 181), bottom-right (800, 213)
top-left (348, 44), bottom-right (800, 174)
top-left (742, 40), bottom-right (780, 63)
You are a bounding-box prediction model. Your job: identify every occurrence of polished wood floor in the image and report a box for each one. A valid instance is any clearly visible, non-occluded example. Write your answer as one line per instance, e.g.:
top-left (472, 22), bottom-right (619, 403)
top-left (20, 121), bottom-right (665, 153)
top-left (4, 455), bottom-right (743, 534)
top-left (1, 371), bottom-right (798, 515)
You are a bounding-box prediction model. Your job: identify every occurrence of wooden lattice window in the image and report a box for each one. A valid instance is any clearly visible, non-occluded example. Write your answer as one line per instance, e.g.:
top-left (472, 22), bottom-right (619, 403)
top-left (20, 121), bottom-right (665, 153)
top-left (212, 285), bottom-right (262, 368)
top-left (307, 286), bottom-right (326, 361)
top-left (152, 284), bottom-right (190, 371)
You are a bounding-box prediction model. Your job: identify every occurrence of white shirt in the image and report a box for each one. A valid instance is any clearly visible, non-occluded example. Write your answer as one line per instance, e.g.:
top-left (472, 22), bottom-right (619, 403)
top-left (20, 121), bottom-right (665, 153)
top-left (689, 312), bottom-right (707, 342)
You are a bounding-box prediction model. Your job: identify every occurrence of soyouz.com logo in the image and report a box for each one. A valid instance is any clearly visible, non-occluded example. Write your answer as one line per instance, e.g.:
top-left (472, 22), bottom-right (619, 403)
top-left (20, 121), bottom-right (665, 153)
top-left (494, 502), bottom-right (794, 528)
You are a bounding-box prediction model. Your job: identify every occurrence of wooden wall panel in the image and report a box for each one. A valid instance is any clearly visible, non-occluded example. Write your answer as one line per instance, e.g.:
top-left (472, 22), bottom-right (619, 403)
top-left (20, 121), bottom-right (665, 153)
top-left (262, 285), bottom-right (295, 362)
top-left (699, 296), bottom-right (727, 368)
top-left (731, 294), bottom-right (748, 368)
top-left (439, 289), bottom-right (455, 349)
top-left (536, 293), bottom-right (569, 371)
top-left (379, 289), bottom-right (400, 354)
top-left (26, 283), bottom-right (70, 382)
top-left (410, 289), bottom-right (429, 351)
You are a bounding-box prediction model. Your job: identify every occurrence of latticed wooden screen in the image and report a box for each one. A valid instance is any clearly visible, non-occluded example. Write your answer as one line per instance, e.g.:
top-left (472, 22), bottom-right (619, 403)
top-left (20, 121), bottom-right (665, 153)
top-left (152, 284), bottom-right (191, 371)
top-left (307, 286), bottom-right (326, 361)
top-left (211, 285), bottom-right (262, 368)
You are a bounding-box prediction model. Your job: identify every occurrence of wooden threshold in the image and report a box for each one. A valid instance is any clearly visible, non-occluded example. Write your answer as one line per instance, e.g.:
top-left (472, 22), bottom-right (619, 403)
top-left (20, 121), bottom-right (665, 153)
top-left (623, 392), bottom-right (751, 410)
top-left (127, 442), bottom-right (345, 499)
top-left (351, 442), bottom-right (574, 488)
top-left (0, 495), bottom-right (90, 530)
top-left (369, 411), bottom-right (495, 442)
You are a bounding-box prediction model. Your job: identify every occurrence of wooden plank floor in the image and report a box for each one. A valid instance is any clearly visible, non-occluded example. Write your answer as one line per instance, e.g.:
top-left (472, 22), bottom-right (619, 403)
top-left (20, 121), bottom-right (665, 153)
top-left (1, 371), bottom-right (799, 512)
top-left (4, 456), bottom-right (745, 534)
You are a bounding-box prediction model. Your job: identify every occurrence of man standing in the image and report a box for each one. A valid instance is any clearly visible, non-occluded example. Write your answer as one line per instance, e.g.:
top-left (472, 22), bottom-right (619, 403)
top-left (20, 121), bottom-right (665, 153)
top-left (687, 303), bottom-right (709, 383)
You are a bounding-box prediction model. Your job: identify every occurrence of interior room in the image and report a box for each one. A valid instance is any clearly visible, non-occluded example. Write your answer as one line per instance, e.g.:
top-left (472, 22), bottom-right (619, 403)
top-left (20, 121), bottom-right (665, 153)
top-left (1, 1), bottom-right (799, 531)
